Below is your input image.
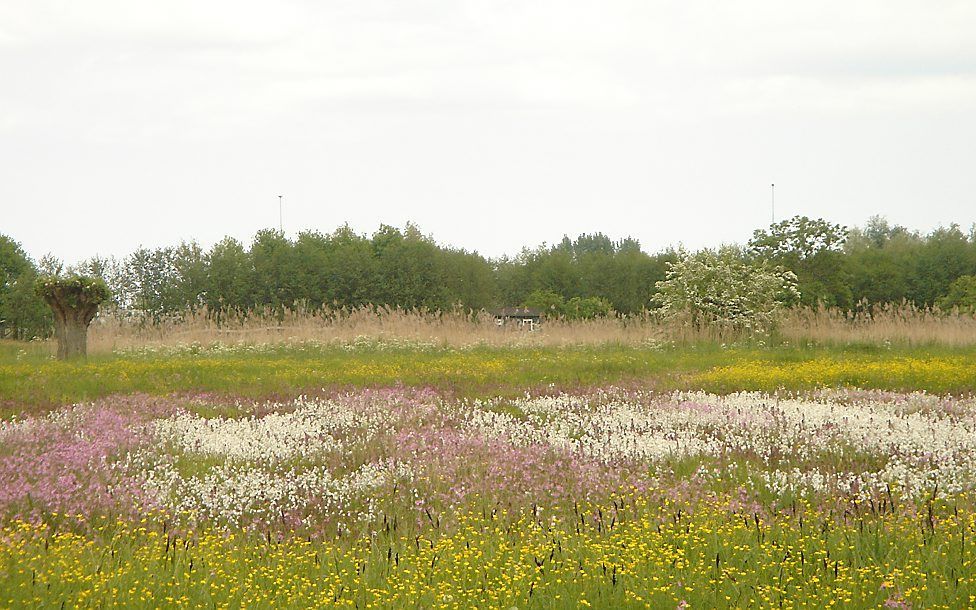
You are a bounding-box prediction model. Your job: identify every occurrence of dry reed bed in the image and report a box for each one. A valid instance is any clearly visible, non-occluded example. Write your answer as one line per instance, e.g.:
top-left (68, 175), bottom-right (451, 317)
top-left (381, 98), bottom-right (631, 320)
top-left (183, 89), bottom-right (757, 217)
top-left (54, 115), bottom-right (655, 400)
top-left (69, 305), bottom-right (976, 354)
top-left (779, 304), bottom-right (976, 346)
top-left (86, 308), bottom-right (667, 353)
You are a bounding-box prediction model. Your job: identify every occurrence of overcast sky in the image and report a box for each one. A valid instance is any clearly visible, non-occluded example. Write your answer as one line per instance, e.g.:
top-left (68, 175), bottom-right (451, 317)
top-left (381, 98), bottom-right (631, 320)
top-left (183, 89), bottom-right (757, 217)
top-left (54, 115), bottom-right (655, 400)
top-left (2, 0), bottom-right (975, 263)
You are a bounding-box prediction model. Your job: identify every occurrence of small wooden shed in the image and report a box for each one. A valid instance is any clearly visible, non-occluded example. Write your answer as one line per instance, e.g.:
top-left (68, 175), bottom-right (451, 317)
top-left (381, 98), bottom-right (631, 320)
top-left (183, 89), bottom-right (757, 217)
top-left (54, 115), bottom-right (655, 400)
top-left (492, 307), bottom-right (542, 331)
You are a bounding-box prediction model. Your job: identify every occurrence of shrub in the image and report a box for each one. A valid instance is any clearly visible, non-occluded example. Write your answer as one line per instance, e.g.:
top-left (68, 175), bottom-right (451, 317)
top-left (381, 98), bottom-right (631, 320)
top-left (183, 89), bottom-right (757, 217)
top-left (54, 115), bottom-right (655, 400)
top-left (654, 247), bottom-right (799, 334)
top-left (937, 275), bottom-right (976, 313)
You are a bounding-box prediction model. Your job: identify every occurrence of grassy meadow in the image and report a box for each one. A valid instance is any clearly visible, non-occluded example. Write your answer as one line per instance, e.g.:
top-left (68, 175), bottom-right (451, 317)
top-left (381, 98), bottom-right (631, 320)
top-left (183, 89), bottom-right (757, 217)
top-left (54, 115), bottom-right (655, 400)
top-left (4, 338), bottom-right (976, 409)
top-left (3, 321), bottom-right (976, 608)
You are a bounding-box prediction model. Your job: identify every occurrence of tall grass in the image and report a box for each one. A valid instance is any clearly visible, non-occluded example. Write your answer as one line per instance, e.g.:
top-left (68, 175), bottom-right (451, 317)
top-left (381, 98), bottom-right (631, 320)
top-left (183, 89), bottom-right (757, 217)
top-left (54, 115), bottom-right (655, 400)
top-left (781, 303), bottom-right (976, 346)
top-left (83, 307), bottom-right (670, 353)
top-left (66, 304), bottom-right (976, 354)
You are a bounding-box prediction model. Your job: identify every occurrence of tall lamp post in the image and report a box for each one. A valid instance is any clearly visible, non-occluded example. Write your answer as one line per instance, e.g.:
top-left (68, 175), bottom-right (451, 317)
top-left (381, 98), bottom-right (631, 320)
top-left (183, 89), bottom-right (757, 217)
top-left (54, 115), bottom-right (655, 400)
top-left (278, 195), bottom-right (283, 233)
top-left (770, 183), bottom-right (775, 224)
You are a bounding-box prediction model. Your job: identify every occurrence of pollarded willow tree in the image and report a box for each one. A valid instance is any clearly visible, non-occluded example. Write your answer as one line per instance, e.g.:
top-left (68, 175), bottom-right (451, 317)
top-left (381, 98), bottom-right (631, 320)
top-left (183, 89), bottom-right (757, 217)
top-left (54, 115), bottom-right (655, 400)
top-left (654, 247), bottom-right (800, 335)
top-left (34, 275), bottom-right (110, 359)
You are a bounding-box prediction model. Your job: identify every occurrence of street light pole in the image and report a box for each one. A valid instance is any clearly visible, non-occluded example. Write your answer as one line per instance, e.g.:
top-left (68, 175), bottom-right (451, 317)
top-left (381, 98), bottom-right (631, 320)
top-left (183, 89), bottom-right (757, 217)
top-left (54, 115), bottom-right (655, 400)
top-left (770, 183), bottom-right (775, 224)
top-left (278, 195), bottom-right (283, 233)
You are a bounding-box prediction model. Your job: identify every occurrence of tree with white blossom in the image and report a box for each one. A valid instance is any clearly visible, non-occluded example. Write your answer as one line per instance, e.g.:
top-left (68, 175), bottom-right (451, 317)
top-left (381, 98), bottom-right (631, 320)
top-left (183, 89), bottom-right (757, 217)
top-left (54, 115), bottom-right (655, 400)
top-left (654, 247), bottom-right (799, 334)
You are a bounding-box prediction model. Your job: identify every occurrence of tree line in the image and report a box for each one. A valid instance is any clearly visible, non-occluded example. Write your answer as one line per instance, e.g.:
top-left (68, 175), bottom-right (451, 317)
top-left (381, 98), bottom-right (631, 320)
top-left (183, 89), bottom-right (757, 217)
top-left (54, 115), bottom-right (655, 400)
top-left (4, 215), bottom-right (976, 339)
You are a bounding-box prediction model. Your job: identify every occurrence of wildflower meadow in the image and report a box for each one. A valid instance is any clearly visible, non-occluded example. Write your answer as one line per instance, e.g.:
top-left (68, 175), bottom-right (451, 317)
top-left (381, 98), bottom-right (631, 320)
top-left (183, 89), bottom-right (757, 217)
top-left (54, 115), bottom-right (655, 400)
top-left (3, 342), bottom-right (976, 608)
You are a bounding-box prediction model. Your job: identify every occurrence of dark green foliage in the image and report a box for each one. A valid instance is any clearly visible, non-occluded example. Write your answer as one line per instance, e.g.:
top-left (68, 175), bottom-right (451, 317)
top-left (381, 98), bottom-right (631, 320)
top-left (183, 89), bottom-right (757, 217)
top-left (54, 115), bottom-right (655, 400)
top-left (250, 229), bottom-right (300, 319)
top-left (749, 216), bottom-right (852, 308)
top-left (102, 224), bottom-right (498, 325)
top-left (205, 237), bottom-right (253, 321)
top-left (117, 244), bottom-right (203, 325)
top-left (845, 217), bottom-right (976, 308)
top-left (294, 227), bottom-right (375, 310)
top-left (938, 275), bottom-right (976, 312)
top-left (744, 215), bottom-right (976, 311)
top-left (521, 290), bottom-right (615, 320)
top-left (1, 270), bottom-right (52, 339)
top-left (0, 235), bottom-right (32, 286)
top-left (370, 224), bottom-right (447, 309)
top-left (909, 224), bottom-right (974, 306)
top-left (0, 235), bottom-right (52, 339)
top-left (522, 289), bottom-right (565, 317)
top-left (564, 296), bottom-right (615, 320)
top-left (496, 233), bottom-right (668, 314)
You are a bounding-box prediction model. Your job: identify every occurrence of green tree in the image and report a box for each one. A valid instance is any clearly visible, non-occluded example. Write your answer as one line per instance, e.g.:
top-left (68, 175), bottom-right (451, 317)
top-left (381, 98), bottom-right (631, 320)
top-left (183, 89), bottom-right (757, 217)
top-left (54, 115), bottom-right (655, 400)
top-left (937, 275), bottom-right (976, 312)
top-left (845, 222), bottom-right (920, 306)
top-left (494, 252), bottom-right (534, 307)
top-left (0, 235), bottom-right (51, 339)
top-left (72, 255), bottom-right (125, 315)
top-left (372, 224), bottom-right (448, 310)
top-left (564, 296), bottom-right (615, 320)
top-left (172, 242), bottom-right (208, 315)
top-left (749, 216), bottom-right (851, 307)
top-left (250, 230), bottom-right (299, 319)
top-left (1, 269), bottom-right (51, 339)
top-left (844, 218), bottom-right (976, 308)
top-left (522, 289), bottom-right (565, 317)
top-left (294, 227), bottom-right (378, 310)
top-left (0, 235), bottom-right (32, 289)
top-left (495, 234), bottom-right (667, 314)
top-left (910, 224), bottom-right (973, 306)
top-left (205, 237), bottom-right (254, 322)
top-left (439, 247), bottom-right (496, 310)
top-left (118, 246), bottom-right (192, 324)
